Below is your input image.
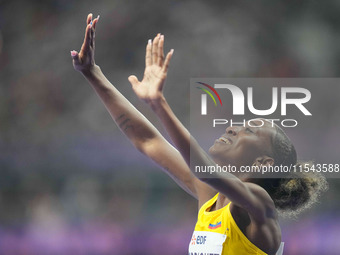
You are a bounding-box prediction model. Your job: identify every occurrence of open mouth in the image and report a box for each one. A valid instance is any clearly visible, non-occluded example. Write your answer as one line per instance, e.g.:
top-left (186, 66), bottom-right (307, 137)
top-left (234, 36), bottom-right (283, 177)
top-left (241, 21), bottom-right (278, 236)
top-left (219, 137), bottom-right (232, 145)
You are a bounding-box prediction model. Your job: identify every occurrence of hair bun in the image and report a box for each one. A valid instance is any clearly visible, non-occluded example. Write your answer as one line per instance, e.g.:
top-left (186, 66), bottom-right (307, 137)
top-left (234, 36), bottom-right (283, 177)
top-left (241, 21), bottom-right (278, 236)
top-left (274, 161), bottom-right (328, 217)
top-left (284, 179), bottom-right (299, 191)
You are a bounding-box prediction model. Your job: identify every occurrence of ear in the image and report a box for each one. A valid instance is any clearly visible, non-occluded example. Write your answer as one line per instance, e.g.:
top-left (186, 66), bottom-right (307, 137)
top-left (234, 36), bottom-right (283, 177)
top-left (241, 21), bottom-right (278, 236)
top-left (253, 156), bottom-right (274, 167)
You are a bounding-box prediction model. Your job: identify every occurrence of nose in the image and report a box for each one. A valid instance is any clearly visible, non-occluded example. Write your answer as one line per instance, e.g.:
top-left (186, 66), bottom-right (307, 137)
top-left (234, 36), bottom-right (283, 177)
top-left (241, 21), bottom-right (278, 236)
top-left (226, 126), bottom-right (237, 136)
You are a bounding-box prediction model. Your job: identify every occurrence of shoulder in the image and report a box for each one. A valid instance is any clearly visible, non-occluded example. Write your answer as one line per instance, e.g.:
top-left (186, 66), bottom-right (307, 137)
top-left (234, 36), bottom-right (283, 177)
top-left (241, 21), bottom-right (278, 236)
top-left (195, 178), bottom-right (218, 209)
top-left (230, 183), bottom-right (281, 254)
top-left (235, 182), bottom-right (277, 223)
top-left (246, 182), bottom-right (276, 211)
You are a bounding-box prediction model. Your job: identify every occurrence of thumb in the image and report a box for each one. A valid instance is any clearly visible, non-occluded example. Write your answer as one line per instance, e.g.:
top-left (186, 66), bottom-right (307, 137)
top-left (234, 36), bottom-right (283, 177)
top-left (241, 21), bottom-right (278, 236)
top-left (70, 50), bottom-right (80, 64)
top-left (128, 75), bottom-right (139, 87)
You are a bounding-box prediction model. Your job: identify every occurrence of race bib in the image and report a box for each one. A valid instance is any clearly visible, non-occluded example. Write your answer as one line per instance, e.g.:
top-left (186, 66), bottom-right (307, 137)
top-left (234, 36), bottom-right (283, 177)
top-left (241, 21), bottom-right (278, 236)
top-left (188, 231), bottom-right (227, 255)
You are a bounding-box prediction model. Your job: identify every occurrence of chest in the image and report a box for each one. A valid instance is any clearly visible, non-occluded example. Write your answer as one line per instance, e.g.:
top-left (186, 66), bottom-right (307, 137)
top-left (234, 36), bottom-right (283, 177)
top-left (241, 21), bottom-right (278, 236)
top-left (229, 204), bottom-right (251, 237)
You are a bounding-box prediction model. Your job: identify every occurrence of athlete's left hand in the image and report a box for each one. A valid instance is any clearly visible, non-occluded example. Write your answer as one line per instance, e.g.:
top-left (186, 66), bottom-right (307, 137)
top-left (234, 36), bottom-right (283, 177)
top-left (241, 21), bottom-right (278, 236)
top-left (128, 34), bottom-right (174, 105)
top-left (71, 13), bottom-right (99, 73)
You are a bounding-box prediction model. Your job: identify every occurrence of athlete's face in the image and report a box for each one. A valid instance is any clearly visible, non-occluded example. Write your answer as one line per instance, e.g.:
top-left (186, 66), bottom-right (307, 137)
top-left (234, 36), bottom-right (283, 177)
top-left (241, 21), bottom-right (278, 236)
top-left (209, 120), bottom-right (275, 168)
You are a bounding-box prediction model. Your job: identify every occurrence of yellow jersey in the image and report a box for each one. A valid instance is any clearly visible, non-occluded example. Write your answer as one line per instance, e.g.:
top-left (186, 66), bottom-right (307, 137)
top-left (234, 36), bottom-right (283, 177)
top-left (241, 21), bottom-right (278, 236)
top-left (188, 193), bottom-right (268, 255)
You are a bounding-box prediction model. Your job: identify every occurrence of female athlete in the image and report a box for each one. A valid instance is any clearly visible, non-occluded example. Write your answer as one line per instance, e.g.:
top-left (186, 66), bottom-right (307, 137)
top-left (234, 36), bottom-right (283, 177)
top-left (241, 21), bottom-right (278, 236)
top-left (71, 14), bottom-right (327, 255)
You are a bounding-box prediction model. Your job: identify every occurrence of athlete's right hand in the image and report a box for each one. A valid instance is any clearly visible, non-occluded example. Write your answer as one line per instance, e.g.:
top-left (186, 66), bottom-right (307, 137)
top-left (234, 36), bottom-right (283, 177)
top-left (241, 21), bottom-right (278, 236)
top-left (71, 13), bottom-right (100, 73)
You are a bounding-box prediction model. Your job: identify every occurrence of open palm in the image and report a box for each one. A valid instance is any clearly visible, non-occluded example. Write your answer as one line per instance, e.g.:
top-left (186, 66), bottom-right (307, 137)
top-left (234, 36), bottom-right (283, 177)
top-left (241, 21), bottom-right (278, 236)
top-left (129, 34), bottom-right (174, 104)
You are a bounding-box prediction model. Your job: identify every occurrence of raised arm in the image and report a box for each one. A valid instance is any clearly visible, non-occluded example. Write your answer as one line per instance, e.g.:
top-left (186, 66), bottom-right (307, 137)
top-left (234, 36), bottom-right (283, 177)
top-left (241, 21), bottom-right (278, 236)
top-left (70, 14), bottom-right (215, 202)
top-left (132, 34), bottom-right (275, 220)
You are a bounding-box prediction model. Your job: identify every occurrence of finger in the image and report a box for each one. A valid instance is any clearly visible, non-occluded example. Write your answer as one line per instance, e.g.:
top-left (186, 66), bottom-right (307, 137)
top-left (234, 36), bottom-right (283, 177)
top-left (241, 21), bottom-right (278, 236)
top-left (93, 15), bottom-right (100, 30)
top-left (87, 13), bottom-right (93, 25)
top-left (90, 27), bottom-right (94, 49)
top-left (90, 15), bottom-right (100, 49)
top-left (90, 20), bottom-right (96, 48)
top-left (81, 23), bottom-right (92, 54)
top-left (145, 39), bottom-right (152, 67)
top-left (90, 28), bottom-right (94, 49)
top-left (158, 34), bottom-right (164, 66)
top-left (128, 75), bottom-right (139, 87)
top-left (70, 50), bottom-right (80, 64)
top-left (152, 33), bottom-right (160, 64)
top-left (162, 49), bottom-right (174, 73)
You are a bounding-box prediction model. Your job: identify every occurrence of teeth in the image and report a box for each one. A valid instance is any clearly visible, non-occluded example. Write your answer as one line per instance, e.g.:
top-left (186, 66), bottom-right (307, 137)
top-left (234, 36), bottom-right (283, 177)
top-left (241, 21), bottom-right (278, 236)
top-left (219, 137), bottom-right (231, 144)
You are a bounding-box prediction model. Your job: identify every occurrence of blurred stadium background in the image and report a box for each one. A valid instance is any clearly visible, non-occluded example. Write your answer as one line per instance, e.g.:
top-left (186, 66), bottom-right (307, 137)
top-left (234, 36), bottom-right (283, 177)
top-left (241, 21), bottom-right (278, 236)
top-left (1, 0), bottom-right (340, 254)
